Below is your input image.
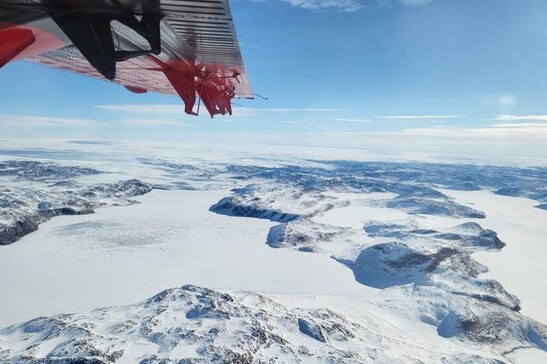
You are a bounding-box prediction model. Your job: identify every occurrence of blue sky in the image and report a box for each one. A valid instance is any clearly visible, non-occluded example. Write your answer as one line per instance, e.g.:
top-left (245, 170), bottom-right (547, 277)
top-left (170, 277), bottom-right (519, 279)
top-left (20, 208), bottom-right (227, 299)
top-left (1, 0), bottom-right (547, 147)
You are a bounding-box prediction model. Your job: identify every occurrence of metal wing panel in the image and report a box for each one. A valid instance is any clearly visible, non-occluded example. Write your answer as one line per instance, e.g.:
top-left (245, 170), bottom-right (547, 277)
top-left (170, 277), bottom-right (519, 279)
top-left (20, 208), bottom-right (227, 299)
top-left (160, 0), bottom-right (243, 65)
top-left (19, 0), bottom-right (252, 101)
top-left (27, 47), bottom-right (178, 95)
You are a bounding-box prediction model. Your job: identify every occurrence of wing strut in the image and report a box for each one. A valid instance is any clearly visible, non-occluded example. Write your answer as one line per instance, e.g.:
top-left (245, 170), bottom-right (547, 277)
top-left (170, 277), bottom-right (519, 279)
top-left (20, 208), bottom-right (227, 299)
top-left (164, 68), bottom-right (198, 116)
top-left (198, 84), bottom-right (235, 118)
top-left (44, 0), bottom-right (163, 80)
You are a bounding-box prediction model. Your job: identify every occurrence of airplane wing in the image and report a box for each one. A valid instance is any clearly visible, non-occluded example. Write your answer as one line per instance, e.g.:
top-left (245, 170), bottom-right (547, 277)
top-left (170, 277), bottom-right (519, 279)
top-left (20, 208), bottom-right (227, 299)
top-left (0, 0), bottom-right (252, 117)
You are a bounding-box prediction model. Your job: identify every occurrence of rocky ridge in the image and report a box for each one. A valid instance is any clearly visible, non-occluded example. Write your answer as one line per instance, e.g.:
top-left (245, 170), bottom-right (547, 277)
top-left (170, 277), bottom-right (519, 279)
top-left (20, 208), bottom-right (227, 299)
top-left (0, 161), bottom-right (152, 245)
top-left (0, 285), bottom-right (521, 364)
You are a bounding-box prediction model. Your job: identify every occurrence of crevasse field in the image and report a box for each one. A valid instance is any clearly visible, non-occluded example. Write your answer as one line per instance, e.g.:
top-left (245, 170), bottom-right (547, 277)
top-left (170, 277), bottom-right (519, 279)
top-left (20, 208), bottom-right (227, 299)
top-left (0, 139), bottom-right (546, 363)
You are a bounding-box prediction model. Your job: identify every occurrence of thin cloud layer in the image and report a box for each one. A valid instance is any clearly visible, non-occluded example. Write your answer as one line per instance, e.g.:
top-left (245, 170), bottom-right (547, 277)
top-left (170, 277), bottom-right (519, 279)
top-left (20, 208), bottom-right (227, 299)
top-left (246, 107), bottom-right (349, 112)
top-left (96, 105), bottom-right (184, 114)
top-left (260, 0), bottom-right (436, 12)
top-left (378, 115), bottom-right (464, 120)
top-left (490, 123), bottom-right (547, 128)
top-left (330, 115), bottom-right (462, 124)
top-left (402, 124), bottom-right (547, 139)
top-left (269, 0), bottom-right (362, 11)
top-left (334, 118), bottom-right (373, 123)
top-left (96, 105), bottom-right (348, 117)
top-left (0, 114), bottom-right (98, 128)
top-left (399, 0), bottom-right (434, 6)
top-left (120, 119), bottom-right (190, 127)
top-left (495, 115), bottom-right (547, 122)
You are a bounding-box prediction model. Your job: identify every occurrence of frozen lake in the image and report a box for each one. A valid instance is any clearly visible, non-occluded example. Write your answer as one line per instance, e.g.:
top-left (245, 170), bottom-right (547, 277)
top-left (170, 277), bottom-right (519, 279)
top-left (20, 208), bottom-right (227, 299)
top-left (0, 189), bottom-right (376, 328)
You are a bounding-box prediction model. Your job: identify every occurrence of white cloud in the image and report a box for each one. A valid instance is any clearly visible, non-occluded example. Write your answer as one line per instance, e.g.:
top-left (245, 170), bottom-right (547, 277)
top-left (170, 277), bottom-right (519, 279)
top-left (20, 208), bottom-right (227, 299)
top-left (399, 0), bottom-right (434, 6)
top-left (96, 104), bottom-right (184, 114)
top-left (328, 115), bottom-right (461, 124)
top-left (261, 0), bottom-right (437, 11)
top-left (378, 115), bottom-right (464, 120)
top-left (96, 104), bottom-right (255, 118)
top-left (0, 114), bottom-right (98, 128)
top-left (96, 105), bottom-right (348, 117)
top-left (333, 118), bottom-right (373, 123)
top-left (494, 115), bottom-right (547, 122)
top-left (270, 0), bottom-right (362, 11)
top-left (120, 119), bottom-right (190, 127)
top-left (489, 123), bottom-right (547, 128)
top-left (281, 120), bottom-right (308, 124)
top-left (241, 107), bottom-right (349, 112)
top-left (401, 124), bottom-right (547, 139)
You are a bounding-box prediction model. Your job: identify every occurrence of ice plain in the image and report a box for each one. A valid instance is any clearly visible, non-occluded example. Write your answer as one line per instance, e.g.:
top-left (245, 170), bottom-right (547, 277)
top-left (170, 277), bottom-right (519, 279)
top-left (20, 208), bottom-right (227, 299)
top-left (0, 140), bottom-right (546, 363)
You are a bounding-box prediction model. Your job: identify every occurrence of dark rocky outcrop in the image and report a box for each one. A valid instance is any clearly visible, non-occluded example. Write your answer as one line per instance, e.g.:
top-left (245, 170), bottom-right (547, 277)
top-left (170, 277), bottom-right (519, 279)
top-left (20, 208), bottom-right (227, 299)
top-left (0, 177), bottom-right (152, 245)
top-left (210, 196), bottom-right (299, 223)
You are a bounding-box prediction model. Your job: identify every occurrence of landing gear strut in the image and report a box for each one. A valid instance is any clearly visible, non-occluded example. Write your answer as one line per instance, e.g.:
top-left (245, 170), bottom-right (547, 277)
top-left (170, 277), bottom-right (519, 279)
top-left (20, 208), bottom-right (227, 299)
top-left (44, 0), bottom-right (163, 80)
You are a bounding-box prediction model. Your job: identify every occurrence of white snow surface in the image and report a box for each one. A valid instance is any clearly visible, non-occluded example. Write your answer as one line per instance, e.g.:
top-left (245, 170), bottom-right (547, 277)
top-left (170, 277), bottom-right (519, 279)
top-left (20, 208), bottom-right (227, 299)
top-left (0, 139), bottom-right (546, 363)
top-left (0, 189), bottom-right (375, 328)
top-left (0, 285), bottom-right (511, 364)
top-left (439, 190), bottom-right (547, 325)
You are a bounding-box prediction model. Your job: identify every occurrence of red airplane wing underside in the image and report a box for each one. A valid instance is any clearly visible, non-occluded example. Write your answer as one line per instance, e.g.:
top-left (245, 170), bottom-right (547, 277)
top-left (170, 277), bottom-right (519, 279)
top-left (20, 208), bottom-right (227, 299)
top-left (0, 0), bottom-right (252, 117)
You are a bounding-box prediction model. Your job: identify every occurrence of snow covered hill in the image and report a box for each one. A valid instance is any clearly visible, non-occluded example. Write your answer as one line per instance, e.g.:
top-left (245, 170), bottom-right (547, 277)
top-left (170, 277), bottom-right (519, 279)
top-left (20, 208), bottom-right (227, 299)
top-left (0, 284), bottom-right (536, 364)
